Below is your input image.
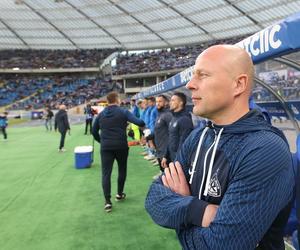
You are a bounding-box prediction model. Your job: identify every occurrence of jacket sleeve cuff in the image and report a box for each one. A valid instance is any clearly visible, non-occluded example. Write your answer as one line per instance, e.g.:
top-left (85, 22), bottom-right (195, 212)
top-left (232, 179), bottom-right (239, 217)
top-left (185, 198), bottom-right (209, 227)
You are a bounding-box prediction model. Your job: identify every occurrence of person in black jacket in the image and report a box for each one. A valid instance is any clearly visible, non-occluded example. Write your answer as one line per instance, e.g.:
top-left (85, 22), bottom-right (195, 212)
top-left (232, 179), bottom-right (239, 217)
top-left (92, 92), bottom-right (145, 213)
top-left (153, 95), bottom-right (172, 176)
top-left (54, 105), bottom-right (70, 152)
top-left (161, 92), bottom-right (194, 168)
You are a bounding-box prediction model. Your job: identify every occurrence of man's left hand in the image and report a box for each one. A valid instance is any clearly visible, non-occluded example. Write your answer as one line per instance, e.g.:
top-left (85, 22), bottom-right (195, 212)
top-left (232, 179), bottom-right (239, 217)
top-left (162, 161), bottom-right (191, 196)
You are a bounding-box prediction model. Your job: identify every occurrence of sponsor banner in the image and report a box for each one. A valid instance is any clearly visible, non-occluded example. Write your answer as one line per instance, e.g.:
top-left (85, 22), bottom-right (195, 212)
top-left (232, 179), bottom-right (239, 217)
top-left (236, 12), bottom-right (300, 63)
top-left (136, 67), bottom-right (192, 99)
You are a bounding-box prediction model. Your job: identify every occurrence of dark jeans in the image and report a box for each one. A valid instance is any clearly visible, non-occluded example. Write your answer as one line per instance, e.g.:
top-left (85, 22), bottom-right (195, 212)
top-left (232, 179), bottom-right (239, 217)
top-left (85, 119), bottom-right (92, 134)
top-left (1, 127), bottom-right (7, 139)
top-left (100, 148), bottom-right (129, 203)
top-left (45, 118), bottom-right (52, 131)
top-left (59, 131), bottom-right (67, 149)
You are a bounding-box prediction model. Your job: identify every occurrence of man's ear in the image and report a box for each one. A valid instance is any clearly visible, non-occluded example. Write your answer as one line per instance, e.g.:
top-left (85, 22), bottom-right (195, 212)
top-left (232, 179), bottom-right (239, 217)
top-left (233, 74), bottom-right (248, 97)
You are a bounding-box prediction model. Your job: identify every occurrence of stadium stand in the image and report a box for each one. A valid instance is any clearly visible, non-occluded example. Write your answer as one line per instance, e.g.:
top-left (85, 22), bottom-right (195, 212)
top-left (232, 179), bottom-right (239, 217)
top-left (112, 37), bottom-right (246, 75)
top-left (1, 75), bottom-right (120, 110)
top-left (0, 49), bottom-right (116, 69)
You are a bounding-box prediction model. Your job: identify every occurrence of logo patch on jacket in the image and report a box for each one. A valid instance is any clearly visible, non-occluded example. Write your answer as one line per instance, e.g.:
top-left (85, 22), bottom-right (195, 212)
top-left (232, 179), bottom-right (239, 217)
top-left (172, 122), bottom-right (177, 127)
top-left (207, 172), bottom-right (221, 197)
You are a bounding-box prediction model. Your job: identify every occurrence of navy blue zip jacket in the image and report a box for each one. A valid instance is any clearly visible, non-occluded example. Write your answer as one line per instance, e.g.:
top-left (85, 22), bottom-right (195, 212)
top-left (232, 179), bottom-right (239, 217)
top-left (92, 105), bottom-right (145, 150)
top-left (154, 108), bottom-right (173, 159)
top-left (145, 110), bottom-right (294, 249)
top-left (54, 110), bottom-right (70, 133)
top-left (165, 108), bottom-right (194, 161)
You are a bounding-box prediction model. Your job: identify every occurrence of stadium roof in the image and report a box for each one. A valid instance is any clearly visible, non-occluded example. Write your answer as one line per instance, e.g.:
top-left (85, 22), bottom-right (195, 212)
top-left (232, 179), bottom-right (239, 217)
top-left (0, 0), bottom-right (300, 50)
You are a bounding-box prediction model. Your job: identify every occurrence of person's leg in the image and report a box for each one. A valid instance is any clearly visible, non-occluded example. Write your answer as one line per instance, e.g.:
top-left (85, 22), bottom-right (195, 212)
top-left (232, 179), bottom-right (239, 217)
top-left (101, 150), bottom-right (115, 203)
top-left (139, 128), bottom-right (145, 145)
top-left (45, 119), bottom-right (49, 130)
top-left (59, 131), bottom-right (66, 150)
top-left (115, 148), bottom-right (129, 197)
top-left (85, 120), bottom-right (88, 134)
top-left (3, 128), bottom-right (7, 140)
top-left (49, 118), bottom-right (52, 131)
top-left (89, 119), bottom-right (93, 134)
top-left (1, 127), bottom-right (7, 140)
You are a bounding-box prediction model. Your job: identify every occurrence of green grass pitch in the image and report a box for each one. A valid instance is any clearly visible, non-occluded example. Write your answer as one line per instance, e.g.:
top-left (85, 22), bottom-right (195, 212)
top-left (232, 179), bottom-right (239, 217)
top-left (0, 124), bottom-right (180, 250)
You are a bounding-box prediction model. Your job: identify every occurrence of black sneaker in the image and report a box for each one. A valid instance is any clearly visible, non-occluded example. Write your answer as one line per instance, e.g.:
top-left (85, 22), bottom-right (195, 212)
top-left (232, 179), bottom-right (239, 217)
top-left (104, 203), bottom-right (112, 213)
top-left (115, 193), bottom-right (126, 202)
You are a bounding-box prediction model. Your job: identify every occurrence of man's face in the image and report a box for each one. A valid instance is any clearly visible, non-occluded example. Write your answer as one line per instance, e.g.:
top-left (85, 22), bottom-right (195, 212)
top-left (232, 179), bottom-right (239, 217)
top-left (169, 95), bottom-right (182, 112)
top-left (147, 99), bottom-right (155, 107)
top-left (186, 52), bottom-right (234, 120)
top-left (141, 100), bottom-right (147, 109)
top-left (156, 97), bottom-right (165, 110)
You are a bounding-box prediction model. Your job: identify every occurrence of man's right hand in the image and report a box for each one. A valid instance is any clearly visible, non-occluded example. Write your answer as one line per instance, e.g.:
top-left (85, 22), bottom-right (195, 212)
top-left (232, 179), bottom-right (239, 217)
top-left (202, 204), bottom-right (219, 227)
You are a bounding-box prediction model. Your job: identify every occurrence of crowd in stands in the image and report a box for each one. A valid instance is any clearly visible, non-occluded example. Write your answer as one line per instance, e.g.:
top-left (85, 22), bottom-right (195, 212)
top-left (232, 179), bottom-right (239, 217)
top-left (253, 73), bottom-right (300, 101)
top-left (0, 75), bottom-right (51, 106)
top-left (112, 36), bottom-right (245, 75)
top-left (1, 36), bottom-right (300, 111)
top-left (0, 49), bottom-right (116, 69)
top-left (0, 75), bottom-right (122, 110)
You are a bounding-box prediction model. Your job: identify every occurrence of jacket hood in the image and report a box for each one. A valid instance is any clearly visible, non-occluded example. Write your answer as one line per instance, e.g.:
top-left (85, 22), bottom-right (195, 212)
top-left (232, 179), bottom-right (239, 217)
top-left (158, 107), bottom-right (170, 113)
top-left (208, 110), bottom-right (288, 144)
top-left (172, 108), bottom-right (190, 117)
top-left (102, 105), bottom-right (118, 118)
top-left (56, 109), bottom-right (66, 117)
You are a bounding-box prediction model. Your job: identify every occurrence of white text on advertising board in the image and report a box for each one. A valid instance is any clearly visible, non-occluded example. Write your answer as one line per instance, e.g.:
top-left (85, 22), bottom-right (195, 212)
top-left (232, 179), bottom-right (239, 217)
top-left (236, 24), bottom-right (282, 57)
top-left (180, 66), bottom-right (194, 84)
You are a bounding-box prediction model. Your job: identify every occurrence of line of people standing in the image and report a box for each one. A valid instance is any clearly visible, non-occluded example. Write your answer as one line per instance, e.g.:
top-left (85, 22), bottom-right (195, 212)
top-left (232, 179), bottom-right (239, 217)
top-left (131, 92), bottom-right (194, 179)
